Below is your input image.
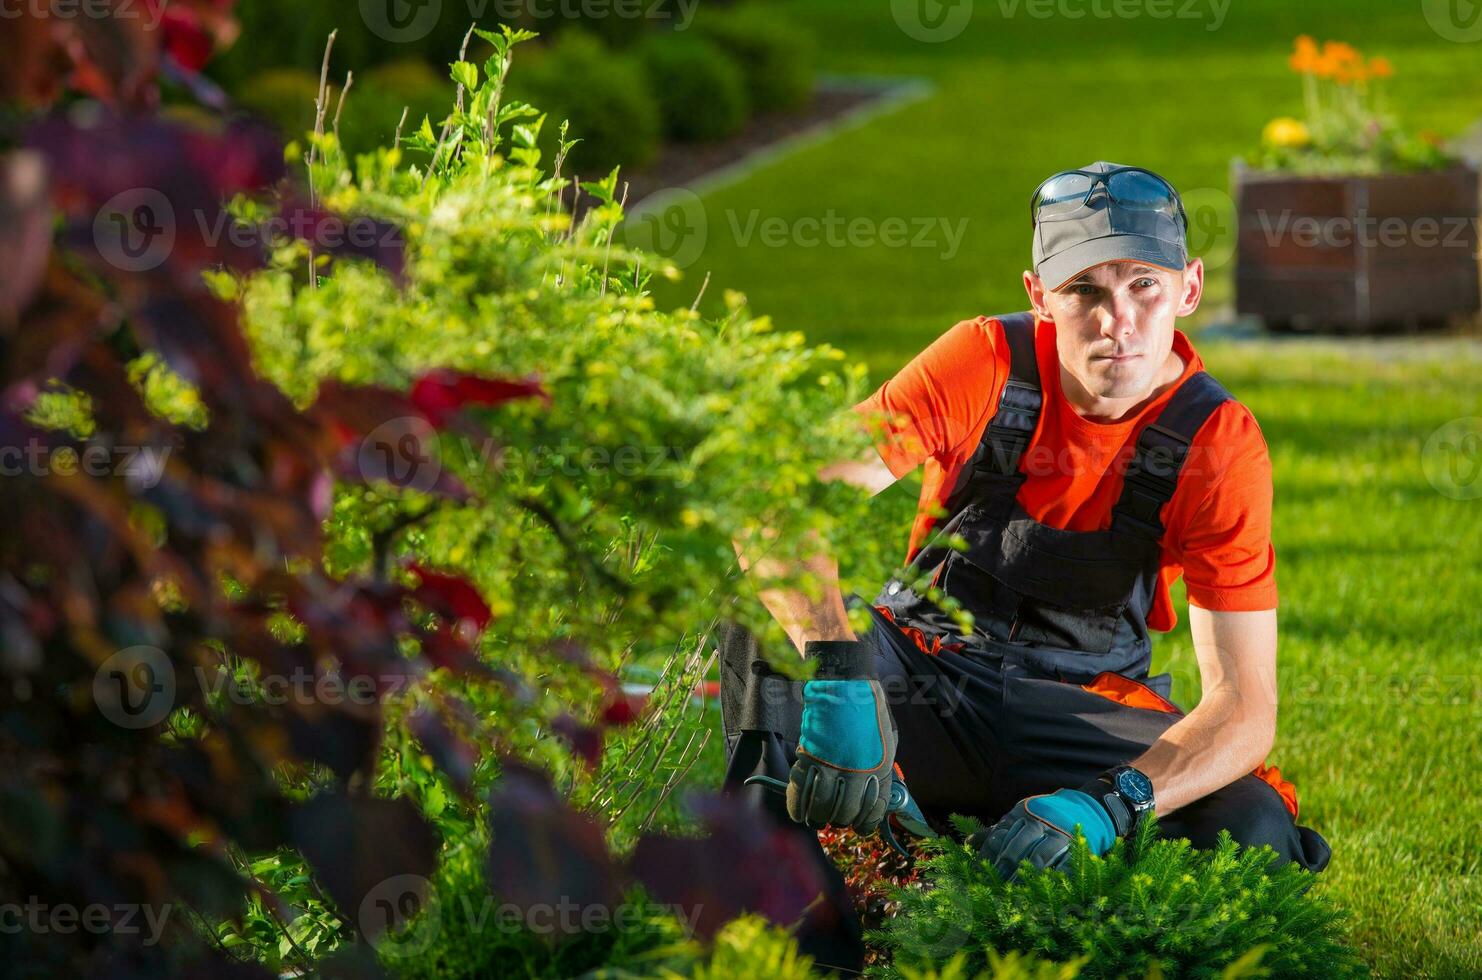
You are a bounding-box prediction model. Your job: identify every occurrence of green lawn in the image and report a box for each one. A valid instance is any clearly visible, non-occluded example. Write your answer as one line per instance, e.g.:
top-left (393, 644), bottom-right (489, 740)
top-left (649, 0), bottom-right (1482, 378)
top-left (655, 2), bottom-right (1482, 975)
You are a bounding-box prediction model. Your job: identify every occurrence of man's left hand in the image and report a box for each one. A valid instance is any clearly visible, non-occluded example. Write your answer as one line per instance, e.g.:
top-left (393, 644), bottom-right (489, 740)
top-left (971, 783), bottom-right (1123, 881)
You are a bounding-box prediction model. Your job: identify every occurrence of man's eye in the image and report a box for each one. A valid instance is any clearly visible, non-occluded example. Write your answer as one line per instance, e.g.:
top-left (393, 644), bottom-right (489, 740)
top-left (1136, 278), bottom-right (1156, 287)
top-left (1074, 284), bottom-right (1097, 295)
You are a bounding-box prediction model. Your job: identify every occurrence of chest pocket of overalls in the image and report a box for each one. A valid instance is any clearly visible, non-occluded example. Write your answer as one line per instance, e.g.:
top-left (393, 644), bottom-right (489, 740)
top-left (942, 510), bottom-right (1144, 655)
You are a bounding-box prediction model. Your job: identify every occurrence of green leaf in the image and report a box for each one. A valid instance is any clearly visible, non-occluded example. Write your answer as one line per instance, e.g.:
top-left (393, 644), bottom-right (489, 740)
top-left (450, 61), bottom-right (479, 92)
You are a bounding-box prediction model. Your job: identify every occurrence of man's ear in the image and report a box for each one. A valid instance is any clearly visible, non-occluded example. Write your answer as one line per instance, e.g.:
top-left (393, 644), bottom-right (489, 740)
top-left (1176, 257), bottom-right (1204, 318)
top-left (1023, 270), bottom-right (1053, 322)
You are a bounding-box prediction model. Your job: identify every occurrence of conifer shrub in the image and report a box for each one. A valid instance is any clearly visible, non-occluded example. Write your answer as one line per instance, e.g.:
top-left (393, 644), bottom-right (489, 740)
top-left (870, 816), bottom-right (1368, 979)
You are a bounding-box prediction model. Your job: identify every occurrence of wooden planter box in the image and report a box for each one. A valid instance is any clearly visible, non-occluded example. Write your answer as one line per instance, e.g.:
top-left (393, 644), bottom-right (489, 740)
top-left (1232, 161), bottom-right (1481, 332)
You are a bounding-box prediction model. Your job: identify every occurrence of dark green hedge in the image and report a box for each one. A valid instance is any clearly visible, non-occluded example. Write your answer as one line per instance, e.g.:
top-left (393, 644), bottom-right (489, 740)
top-left (638, 32), bottom-right (749, 142)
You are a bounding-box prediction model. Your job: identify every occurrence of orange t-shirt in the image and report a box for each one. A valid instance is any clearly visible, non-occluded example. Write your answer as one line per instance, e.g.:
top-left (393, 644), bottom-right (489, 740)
top-left (852, 314), bottom-right (1277, 632)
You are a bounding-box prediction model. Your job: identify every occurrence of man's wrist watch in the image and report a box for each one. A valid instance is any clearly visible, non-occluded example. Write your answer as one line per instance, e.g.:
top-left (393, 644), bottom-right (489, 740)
top-left (1082, 765), bottom-right (1156, 838)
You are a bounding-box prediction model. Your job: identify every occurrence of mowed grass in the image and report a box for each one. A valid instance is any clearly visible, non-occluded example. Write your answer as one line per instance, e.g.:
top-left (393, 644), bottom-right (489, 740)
top-left (648, 0), bottom-right (1482, 380)
top-left (1151, 341), bottom-right (1482, 977)
top-left (652, 1), bottom-right (1482, 975)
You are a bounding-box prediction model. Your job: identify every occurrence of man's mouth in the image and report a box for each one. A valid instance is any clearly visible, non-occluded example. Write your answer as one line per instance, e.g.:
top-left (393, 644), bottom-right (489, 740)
top-left (1096, 353), bottom-right (1140, 363)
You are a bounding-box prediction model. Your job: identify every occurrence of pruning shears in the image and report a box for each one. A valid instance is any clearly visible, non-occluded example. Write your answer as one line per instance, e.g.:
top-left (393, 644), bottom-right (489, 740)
top-left (744, 768), bottom-right (940, 860)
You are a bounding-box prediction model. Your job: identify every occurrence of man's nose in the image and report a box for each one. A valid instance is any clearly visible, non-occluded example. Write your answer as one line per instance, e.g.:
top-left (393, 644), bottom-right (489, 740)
top-left (1099, 301), bottom-right (1137, 339)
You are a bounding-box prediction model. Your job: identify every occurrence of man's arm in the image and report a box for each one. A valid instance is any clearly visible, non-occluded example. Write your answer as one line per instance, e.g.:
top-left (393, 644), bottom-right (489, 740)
top-left (1126, 606), bottom-right (1279, 816)
top-left (731, 446), bottom-right (899, 655)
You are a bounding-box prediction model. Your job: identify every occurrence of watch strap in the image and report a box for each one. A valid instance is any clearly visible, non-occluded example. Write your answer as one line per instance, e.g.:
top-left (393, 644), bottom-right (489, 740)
top-left (1078, 767), bottom-right (1149, 838)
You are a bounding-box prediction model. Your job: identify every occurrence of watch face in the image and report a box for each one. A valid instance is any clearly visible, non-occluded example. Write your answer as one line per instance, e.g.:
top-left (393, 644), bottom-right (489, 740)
top-left (1116, 768), bottom-right (1154, 805)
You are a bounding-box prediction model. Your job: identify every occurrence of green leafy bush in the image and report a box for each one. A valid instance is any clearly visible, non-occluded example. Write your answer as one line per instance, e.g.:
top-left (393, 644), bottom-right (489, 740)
top-left (221, 30), bottom-right (899, 968)
top-left (692, 5), bottom-right (814, 112)
top-left (870, 816), bottom-right (1368, 979)
top-left (638, 32), bottom-right (749, 142)
top-left (506, 30), bottom-right (661, 174)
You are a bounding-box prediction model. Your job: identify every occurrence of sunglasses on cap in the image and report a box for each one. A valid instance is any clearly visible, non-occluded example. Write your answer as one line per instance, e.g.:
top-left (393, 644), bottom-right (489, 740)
top-left (1030, 166), bottom-right (1188, 231)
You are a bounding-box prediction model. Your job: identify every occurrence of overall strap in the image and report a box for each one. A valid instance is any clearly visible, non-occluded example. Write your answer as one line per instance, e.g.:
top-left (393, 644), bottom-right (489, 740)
top-left (951, 312), bottom-right (1042, 513)
top-left (1111, 371), bottom-right (1233, 543)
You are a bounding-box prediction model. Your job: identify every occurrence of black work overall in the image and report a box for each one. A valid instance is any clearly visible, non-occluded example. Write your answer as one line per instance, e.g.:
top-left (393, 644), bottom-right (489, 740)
top-left (719, 312), bottom-right (1331, 972)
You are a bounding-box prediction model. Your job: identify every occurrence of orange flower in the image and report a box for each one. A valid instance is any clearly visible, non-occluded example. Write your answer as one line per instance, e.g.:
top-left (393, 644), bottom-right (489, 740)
top-left (1368, 56), bottom-right (1393, 79)
top-left (1322, 40), bottom-right (1361, 65)
top-left (1289, 35), bottom-right (1320, 73)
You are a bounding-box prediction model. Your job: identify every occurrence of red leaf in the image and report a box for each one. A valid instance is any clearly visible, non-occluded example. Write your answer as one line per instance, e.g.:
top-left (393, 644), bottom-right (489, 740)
top-left (408, 563), bottom-right (492, 632)
top-left (631, 795), bottom-right (829, 939)
top-left (409, 370), bottom-right (550, 429)
top-left (601, 692), bottom-right (645, 726)
top-left (552, 714), bottom-right (604, 769)
top-left (486, 764), bottom-right (624, 930)
top-left (160, 7), bottom-right (213, 72)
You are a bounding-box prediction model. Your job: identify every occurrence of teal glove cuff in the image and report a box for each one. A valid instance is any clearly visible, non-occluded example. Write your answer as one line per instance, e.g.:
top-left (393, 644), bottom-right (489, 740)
top-left (798, 679), bottom-right (886, 771)
top-left (1024, 789), bottom-right (1116, 855)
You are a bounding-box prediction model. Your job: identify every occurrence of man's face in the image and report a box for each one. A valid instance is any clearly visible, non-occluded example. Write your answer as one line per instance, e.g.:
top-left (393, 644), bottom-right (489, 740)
top-left (1024, 258), bottom-right (1203, 403)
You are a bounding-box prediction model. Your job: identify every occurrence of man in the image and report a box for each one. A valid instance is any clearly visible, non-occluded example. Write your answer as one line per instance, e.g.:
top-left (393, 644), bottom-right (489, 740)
top-left (720, 162), bottom-right (1331, 971)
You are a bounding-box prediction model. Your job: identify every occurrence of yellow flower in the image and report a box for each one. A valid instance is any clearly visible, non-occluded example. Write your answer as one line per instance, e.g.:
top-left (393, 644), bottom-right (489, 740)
top-left (1368, 56), bottom-right (1393, 79)
top-left (1262, 117), bottom-right (1311, 148)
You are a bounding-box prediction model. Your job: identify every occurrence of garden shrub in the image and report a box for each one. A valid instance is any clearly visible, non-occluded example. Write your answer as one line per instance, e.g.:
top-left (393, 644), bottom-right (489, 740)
top-left (207, 23), bottom-right (909, 970)
top-left (871, 815), bottom-right (1368, 979)
top-left (234, 66), bottom-right (320, 142)
top-left (692, 5), bottom-right (814, 112)
top-left (208, 0), bottom-right (376, 89)
top-left (638, 32), bottom-right (750, 142)
top-left (208, 0), bottom-right (478, 88)
top-left (506, 30), bottom-right (661, 175)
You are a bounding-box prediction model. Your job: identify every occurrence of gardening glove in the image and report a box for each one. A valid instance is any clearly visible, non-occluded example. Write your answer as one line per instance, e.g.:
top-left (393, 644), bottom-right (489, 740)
top-left (787, 639), bottom-right (898, 833)
top-left (970, 783), bottom-right (1125, 882)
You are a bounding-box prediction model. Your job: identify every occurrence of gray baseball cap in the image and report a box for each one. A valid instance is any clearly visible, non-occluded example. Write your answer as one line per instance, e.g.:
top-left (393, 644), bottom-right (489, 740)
top-left (1031, 161), bottom-right (1188, 292)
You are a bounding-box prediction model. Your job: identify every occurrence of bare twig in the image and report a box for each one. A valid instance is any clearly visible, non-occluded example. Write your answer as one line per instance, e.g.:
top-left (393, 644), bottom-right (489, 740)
top-left (332, 71), bottom-right (354, 145)
top-left (690, 270), bottom-right (712, 312)
top-left (307, 30), bottom-right (338, 173)
top-left (637, 727), bottom-right (711, 833)
top-left (394, 105), bottom-right (410, 148)
top-left (306, 30), bottom-right (338, 291)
